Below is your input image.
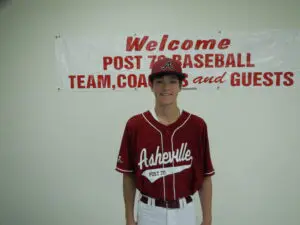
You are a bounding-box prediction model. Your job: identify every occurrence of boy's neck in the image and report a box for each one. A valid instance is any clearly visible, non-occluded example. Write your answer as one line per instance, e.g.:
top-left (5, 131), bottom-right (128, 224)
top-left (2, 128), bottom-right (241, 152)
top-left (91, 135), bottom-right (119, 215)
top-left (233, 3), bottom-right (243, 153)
top-left (154, 103), bottom-right (181, 125)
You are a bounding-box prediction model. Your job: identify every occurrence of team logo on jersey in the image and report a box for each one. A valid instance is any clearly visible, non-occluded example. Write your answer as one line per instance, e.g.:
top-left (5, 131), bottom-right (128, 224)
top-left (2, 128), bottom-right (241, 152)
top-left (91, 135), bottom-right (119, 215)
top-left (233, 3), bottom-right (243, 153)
top-left (138, 142), bottom-right (193, 183)
top-left (161, 61), bottom-right (174, 71)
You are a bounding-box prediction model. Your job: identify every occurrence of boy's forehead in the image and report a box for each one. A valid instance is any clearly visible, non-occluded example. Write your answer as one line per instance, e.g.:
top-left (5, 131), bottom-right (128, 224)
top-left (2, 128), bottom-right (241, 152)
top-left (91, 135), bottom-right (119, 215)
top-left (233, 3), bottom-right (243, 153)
top-left (154, 74), bottom-right (179, 80)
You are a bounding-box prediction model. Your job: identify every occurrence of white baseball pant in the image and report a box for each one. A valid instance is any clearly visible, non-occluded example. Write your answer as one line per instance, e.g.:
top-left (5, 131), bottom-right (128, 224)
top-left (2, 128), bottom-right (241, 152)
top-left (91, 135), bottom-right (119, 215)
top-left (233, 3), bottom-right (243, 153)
top-left (136, 195), bottom-right (196, 225)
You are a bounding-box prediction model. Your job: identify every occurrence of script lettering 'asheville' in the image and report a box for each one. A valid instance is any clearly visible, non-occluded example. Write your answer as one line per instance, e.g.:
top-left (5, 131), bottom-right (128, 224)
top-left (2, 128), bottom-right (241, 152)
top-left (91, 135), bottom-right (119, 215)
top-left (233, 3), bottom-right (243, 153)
top-left (139, 143), bottom-right (193, 183)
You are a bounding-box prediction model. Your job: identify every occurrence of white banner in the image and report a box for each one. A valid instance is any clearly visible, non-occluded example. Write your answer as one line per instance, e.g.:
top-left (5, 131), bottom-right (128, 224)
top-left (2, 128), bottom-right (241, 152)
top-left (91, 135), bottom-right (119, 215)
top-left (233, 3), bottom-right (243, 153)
top-left (54, 30), bottom-right (300, 92)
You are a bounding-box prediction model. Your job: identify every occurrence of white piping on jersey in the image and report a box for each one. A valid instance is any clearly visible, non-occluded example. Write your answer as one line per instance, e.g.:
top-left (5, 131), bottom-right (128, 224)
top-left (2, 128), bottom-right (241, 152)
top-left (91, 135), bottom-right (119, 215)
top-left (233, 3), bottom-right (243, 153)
top-left (142, 113), bottom-right (166, 201)
top-left (116, 167), bottom-right (134, 173)
top-left (205, 170), bottom-right (215, 175)
top-left (170, 113), bottom-right (192, 199)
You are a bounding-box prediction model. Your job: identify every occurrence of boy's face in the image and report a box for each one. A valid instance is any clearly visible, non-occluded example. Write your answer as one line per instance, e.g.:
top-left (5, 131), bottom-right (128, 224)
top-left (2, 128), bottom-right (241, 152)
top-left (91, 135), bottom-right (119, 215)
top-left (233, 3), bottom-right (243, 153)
top-left (151, 74), bottom-right (181, 106)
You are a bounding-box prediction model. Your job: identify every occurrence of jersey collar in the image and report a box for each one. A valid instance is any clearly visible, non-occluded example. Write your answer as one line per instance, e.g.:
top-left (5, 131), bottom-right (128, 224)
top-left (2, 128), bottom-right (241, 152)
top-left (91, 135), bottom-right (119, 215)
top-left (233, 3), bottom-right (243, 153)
top-left (144, 109), bottom-right (190, 131)
top-left (149, 108), bottom-right (183, 122)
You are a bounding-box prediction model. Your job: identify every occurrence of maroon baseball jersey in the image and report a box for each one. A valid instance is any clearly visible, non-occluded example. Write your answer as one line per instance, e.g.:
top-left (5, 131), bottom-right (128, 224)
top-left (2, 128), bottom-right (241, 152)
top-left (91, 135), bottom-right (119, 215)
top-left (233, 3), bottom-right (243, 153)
top-left (115, 109), bottom-right (215, 201)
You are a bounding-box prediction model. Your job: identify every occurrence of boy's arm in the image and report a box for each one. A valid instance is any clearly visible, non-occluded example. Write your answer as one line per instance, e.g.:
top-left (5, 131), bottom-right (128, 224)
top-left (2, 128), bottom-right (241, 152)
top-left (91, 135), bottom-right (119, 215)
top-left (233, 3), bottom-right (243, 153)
top-left (198, 176), bottom-right (213, 225)
top-left (198, 120), bottom-right (214, 225)
top-left (123, 173), bottom-right (136, 225)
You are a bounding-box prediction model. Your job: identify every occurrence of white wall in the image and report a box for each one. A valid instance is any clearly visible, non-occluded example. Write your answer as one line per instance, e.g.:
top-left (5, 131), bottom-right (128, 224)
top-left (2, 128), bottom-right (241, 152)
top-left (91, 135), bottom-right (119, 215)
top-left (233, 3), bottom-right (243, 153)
top-left (0, 1), bottom-right (299, 225)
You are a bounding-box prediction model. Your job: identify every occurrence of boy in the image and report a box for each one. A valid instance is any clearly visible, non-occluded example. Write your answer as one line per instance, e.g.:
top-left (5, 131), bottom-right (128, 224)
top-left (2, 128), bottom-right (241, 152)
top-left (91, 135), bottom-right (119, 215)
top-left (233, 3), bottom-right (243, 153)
top-left (115, 57), bottom-right (215, 225)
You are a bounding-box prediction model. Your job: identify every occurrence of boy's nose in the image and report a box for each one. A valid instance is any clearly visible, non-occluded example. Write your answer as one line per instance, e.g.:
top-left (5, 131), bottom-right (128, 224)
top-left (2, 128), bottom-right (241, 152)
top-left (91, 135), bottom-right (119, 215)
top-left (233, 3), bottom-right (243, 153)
top-left (162, 82), bottom-right (171, 89)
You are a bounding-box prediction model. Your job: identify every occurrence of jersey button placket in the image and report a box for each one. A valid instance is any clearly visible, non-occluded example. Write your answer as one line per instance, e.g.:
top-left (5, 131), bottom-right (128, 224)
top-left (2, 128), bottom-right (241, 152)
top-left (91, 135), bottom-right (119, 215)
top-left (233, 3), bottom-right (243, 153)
top-left (166, 128), bottom-right (175, 200)
top-left (166, 128), bottom-right (171, 136)
top-left (162, 128), bottom-right (170, 201)
top-left (170, 128), bottom-right (176, 200)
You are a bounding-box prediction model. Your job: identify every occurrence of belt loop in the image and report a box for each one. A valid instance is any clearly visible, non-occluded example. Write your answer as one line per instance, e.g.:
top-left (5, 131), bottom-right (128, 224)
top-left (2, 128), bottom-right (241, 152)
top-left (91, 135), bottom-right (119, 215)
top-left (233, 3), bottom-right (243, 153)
top-left (138, 192), bottom-right (142, 203)
top-left (181, 198), bottom-right (184, 208)
top-left (148, 196), bottom-right (154, 206)
top-left (182, 197), bottom-right (187, 208)
top-left (179, 198), bottom-right (183, 208)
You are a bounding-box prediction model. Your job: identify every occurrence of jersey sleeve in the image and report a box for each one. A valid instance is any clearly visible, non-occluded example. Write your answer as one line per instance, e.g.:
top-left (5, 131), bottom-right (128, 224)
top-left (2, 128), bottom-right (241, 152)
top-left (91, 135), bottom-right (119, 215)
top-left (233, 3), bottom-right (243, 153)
top-left (115, 121), bottom-right (135, 174)
top-left (201, 121), bottom-right (215, 177)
